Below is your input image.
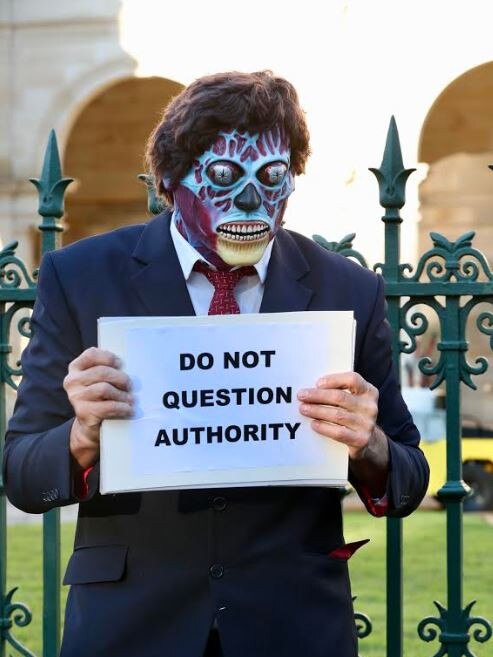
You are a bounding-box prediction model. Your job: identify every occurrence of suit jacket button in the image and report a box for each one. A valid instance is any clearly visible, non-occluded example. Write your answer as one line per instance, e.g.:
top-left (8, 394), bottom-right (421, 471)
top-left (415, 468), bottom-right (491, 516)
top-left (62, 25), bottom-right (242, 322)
top-left (212, 496), bottom-right (227, 512)
top-left (209, 564), bottom-right (224, 579)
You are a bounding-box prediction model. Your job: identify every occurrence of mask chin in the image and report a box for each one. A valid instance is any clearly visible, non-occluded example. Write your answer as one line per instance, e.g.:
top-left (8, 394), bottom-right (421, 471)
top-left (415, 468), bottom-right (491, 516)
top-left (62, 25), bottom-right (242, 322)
top-left (216, 232), bottom-right (270, 266)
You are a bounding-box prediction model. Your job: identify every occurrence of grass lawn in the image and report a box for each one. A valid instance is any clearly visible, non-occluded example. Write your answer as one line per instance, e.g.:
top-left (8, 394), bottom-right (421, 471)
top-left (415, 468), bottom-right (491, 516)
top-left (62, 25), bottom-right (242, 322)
top-left (345, 511), bottom-right (493, 657)
top-left (5, 510), bottom-right (493, 657)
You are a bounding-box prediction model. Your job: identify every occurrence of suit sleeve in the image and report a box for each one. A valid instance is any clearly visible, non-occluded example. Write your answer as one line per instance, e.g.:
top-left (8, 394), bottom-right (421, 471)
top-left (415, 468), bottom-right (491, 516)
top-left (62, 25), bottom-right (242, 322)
top-left (350, 274), bottom-right (430, 517)
top-left (3, 252), bottom-right (98, 513)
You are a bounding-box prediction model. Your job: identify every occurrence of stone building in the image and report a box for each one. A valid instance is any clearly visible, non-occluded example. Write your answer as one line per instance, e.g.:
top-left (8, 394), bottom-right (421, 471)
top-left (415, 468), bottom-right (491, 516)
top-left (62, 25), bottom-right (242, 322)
top-left (0, 0), bottom-right (184, 265)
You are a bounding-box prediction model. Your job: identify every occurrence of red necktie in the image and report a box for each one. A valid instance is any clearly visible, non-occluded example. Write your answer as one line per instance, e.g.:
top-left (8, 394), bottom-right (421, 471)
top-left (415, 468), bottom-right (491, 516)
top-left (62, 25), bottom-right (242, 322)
top-left (194, 261), bottom-right (257, 314)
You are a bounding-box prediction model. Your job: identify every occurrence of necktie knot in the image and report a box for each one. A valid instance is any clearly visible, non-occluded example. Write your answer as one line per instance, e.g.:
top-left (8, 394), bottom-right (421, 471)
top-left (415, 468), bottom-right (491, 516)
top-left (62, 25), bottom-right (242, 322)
top-left (193, 261), bottom-right (257, 314)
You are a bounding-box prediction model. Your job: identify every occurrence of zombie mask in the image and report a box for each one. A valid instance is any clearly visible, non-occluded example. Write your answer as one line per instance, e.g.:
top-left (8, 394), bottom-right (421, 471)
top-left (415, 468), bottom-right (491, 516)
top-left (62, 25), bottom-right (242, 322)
top-left (172, 127), bottom-right (294, 268)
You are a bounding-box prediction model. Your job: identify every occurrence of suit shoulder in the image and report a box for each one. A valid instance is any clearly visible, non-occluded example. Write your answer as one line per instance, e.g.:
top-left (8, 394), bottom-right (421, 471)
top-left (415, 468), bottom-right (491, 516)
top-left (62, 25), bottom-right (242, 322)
top-left (47, 221), bottom-right (147, 270)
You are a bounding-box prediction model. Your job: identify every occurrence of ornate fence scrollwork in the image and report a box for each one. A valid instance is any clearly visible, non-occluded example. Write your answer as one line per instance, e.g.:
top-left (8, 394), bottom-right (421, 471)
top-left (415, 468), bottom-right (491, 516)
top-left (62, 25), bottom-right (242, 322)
top-left (407, 231), bottom-right (493, 284)
top-left (0, 241), bottom-right (38, 291)
top-left (315, 116), bottom-right (493, 657)
top-left (476, 309), bottom-right (493, 350)
top-left (312, 233), bottom-right (369, 268)
top-left (375, 120), bottom-right (492, 657)
top-left (1, 588), bottom-right (36, 657)
top-left (353, 596), bottom-right (373, 657)
top-left (0, 131), bottom-right (71, 657)
top-left (418, 600), bottom-right (492, 657)
top-left (0, 240), bottom-right (38, 389)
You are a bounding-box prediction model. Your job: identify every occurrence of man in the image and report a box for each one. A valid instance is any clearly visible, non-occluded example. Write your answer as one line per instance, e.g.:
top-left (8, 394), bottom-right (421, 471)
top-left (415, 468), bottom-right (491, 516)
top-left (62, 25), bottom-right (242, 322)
top-left (4, 71), bottom-right (429, 657)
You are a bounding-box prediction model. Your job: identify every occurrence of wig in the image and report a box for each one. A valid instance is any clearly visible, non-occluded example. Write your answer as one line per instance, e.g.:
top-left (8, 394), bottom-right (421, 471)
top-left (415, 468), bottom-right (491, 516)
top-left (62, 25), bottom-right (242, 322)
top-left (145, 70), bottom-right (311, 206)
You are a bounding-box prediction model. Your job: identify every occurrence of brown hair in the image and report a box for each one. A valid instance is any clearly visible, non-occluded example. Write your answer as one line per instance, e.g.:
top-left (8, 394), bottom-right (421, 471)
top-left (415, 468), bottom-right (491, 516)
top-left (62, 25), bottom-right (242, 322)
top-left (145, 70), bottom-right (311, 206)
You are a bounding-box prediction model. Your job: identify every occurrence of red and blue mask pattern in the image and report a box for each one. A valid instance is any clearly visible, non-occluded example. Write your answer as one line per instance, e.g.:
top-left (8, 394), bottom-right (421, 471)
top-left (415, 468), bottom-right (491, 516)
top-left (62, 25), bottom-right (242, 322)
top-left (172, 127), bottom-right (294, 268)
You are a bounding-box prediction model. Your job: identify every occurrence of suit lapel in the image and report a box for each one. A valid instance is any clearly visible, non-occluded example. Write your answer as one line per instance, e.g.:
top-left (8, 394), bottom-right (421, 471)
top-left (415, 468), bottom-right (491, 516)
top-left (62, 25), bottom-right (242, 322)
top-left (260, 229), bottom-right (314, 313)
top-left (128, 215), bottom-right (313, 317)
top-left (129, 211), bottom-right (195, 317)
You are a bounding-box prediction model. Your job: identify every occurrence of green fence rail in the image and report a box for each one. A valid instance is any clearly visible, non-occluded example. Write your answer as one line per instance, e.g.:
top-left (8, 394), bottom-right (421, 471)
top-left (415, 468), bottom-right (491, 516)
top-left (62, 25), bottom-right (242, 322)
top-left (0, 120), bottom-right (492, 657)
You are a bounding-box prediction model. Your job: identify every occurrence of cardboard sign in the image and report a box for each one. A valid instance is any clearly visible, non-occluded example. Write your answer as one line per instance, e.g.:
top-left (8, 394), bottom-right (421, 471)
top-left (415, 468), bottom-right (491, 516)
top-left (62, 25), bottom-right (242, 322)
top-left (98, 312), bottom-right (355, 493)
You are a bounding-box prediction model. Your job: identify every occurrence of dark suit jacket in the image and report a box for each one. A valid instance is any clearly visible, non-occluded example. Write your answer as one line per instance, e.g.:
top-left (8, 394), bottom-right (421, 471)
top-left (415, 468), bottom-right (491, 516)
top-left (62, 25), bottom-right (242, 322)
top-left (4, 211), bottom-right (429, 657)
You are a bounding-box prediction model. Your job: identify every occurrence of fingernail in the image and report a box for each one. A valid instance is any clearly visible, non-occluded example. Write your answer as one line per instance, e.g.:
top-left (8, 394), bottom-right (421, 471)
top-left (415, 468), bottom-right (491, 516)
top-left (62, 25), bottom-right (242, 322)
top-left (300, 403), bottom-right (309, 413)
top-left (316, 378), bottom-right (326, 387)
top-left (114, 357), bottom-right (123, 368)
top-left (297, 389), bottom-right (308, 399)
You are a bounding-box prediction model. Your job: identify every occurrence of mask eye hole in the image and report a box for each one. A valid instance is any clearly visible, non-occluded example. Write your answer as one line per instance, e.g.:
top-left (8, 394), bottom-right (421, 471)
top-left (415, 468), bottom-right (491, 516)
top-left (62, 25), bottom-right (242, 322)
top-left (257, 162), bottom-right (288, 187)
top-left (206, 161), bottom-right (243, 187)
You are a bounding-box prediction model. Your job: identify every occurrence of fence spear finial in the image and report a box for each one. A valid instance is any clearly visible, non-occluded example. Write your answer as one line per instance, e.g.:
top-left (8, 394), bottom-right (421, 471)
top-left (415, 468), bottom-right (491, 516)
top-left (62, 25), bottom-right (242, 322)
top-left (29, 130), bottom-right (73, 220)
top-left (138, 174), bottom-right (166, 216)
top-left (369, 116), bottom-right (415, 219)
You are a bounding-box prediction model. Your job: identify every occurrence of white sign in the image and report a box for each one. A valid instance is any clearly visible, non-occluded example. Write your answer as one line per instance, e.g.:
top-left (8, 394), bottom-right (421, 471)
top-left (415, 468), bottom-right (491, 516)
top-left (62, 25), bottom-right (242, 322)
top-left (98, 312), bottom-right (355, 493)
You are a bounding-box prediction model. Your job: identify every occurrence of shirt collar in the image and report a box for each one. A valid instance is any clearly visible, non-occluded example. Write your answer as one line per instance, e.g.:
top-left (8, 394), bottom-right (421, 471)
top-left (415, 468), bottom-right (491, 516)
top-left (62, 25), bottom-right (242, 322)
top-left (170, 209), bottom-right (273, 284)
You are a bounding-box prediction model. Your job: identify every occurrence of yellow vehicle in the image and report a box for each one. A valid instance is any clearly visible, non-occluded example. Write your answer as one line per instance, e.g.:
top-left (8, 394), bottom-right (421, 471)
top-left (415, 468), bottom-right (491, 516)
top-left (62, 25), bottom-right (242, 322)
top-left (402, 388), bottom-right (493, 511)
top-left (421, 428), bottom-right (493, 511)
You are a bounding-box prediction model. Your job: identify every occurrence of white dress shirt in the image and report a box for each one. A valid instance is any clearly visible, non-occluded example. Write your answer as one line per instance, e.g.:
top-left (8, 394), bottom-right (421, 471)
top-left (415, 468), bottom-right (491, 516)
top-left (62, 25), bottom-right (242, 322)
top-left (170, 212), bottom-right (274, 315)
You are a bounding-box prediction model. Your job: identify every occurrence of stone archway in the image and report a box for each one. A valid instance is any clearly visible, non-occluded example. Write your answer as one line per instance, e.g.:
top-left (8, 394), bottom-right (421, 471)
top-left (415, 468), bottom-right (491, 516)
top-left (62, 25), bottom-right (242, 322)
top-left (419, 61), bottom-right (493, 164)
top-left (62, 76), bottom-right (184, 245)
top-left (418, 61), bottom-right (493, 260)
top-left (418, 62), bottom-right (493, 425)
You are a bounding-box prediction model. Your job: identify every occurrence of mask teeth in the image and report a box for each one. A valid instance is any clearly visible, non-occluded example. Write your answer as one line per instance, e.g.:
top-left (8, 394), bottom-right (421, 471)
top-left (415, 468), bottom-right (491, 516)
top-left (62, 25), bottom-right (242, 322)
top-left (217, 222), bottom-right (269, 241)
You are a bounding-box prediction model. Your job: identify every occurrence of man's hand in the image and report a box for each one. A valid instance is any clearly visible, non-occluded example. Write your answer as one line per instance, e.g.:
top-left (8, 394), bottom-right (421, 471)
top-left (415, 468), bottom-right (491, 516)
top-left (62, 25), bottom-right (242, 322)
top-left (64, 347), bottom-right (133, 469)
top-left (297, 372), bottom-right (379, 458)
top-left (297, 372), bottom-right (389, 496)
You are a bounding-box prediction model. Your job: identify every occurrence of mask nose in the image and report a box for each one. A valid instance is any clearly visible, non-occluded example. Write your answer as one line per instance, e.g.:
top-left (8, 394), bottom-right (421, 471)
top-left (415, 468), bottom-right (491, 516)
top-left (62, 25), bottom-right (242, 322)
top-left (234, 183), bottom-right (262, 212)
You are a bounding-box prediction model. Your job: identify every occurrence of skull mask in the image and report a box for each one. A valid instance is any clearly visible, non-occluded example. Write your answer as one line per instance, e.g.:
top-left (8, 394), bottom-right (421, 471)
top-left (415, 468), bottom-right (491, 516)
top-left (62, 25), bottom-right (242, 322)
top-left (172, 127), bottom-right (294, 268)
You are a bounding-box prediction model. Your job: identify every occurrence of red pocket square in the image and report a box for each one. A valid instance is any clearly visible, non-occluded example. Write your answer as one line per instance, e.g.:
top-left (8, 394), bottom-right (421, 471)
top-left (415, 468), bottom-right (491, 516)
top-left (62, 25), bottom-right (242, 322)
top-left (74, 465), bottom-right (94, 500)
top-left (328, 538), bottom-right (370, 561)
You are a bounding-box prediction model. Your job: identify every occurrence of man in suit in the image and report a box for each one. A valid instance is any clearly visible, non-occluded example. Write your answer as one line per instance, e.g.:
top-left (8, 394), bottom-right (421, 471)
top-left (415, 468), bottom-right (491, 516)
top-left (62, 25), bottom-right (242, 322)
top-left (4, 71), bottom-right (429, 657)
